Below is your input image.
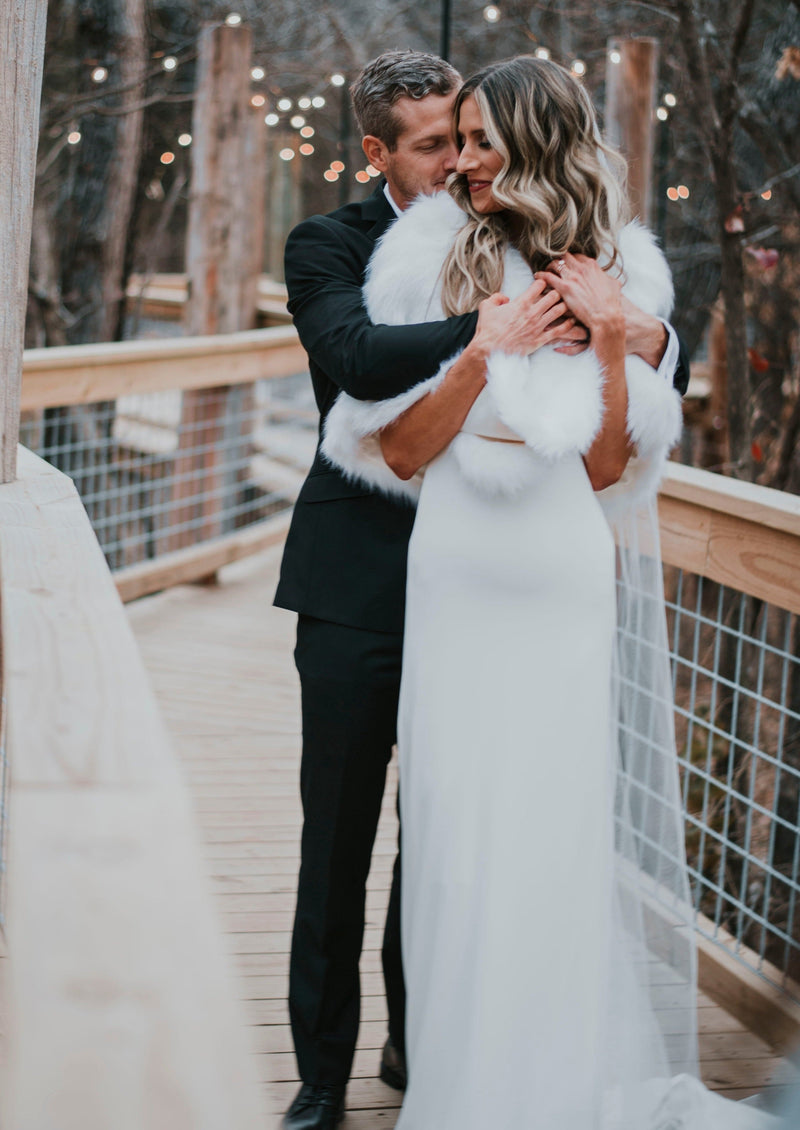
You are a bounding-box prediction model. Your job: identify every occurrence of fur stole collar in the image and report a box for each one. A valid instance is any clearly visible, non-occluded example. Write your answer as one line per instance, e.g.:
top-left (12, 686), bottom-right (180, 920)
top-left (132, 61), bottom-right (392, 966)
top-left (322, 192), bottom-right (682, 514)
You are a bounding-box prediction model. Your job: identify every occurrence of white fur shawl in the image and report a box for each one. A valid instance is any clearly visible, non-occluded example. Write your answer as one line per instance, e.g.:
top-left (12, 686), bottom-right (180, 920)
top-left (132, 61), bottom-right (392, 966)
top-left (322, 192), bottom-right (682, 513)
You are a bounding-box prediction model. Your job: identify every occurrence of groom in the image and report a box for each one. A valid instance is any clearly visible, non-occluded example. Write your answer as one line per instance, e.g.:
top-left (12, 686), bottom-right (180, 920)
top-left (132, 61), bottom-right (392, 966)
top-left (275, 48), bottom-right (689, 1130)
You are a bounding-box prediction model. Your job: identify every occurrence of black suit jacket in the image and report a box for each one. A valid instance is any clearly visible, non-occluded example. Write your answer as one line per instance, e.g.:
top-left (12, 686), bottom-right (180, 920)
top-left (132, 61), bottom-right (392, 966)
top-left (274, 185), bottom-right (479, 633)
top-left (274, 184), bottom-right (690, 634)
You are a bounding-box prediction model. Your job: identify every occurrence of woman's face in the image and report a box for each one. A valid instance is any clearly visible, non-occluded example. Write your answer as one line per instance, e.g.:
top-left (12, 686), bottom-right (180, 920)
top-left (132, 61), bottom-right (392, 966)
top-left (455, 94), bottom-right (505, 214)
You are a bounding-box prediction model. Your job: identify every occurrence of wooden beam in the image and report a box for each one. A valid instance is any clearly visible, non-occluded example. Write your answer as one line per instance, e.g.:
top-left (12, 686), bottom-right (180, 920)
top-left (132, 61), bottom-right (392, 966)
top-left (605, 37), bottom-right (659, 224)
top-left (115, 510), bottom-right (292, 604)
top-left (658, 464), bottom-right (800, 614)
top-left (185, 22), bottom-right (256, 338)
top-left (178, 22), bottom-right (259, 548)
top-left (0, 447), bottom-right (270, 1128)
top-left (695, 912), bottom-right (800, 1054)
top-left (0, 1), bottom-right (47, 481)
top-left (20, 327), bottom-right (307, 410)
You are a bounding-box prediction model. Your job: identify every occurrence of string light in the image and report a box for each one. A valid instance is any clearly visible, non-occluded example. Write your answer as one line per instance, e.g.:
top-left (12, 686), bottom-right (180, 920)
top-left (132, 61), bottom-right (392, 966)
top-left (312, 96), bottom-right (326, 108)
top-left (609, 49), bottom-right (621, 64)
top-left (666, 187), bottom-right (679, 201)
top-left (279, 148), bottom-right (295, 161)
top-left (298, 97), bottom-right (312, 109)
top-left (162, 56), bottom-right (177, 71)
top-left (91, 66), bottom-right (108, 83)
top-left (225, 12), bottom-right (242, 26)
top-left (331, 160), bottom-right (345, 173)
top-left (355, 170), bottom-right (371, 183)
top-left (571, 60), bottom-right (586, 77)
top-left (677, 185), bottom-right (690, 199)
top-left (160, 151), bottom-right (175, 165)
top-left (251, 66), bottom-right (265, 81)
top-left (251, 94), bottom-right (266, 108)
top-left (265, 113), bottom-right (280, 126)
top-left (178, 133), bottom-right (192, 146)
top-left (366, 164), bottom-right (379, 177)
top-left (656, 107), bottom-right (669, 121)
top-left (664, 93), bottom-right (677, 107)
top-left (324, 169), bottom-right (339, 181)
top-left (300, 126), bottom-right (315, 138)
top-left (277, 97), bottom-right (292, 111)
top-left (535, 47), bottom-right (550, 60)
top-left (483, 5), bottom-right (501, 22)
top-left (300, 143), bottom-right (315, 156)
top-left (290, 114), bottom-right (306, 128)
top-left (330, 73), bottom-right (346, 87)
top-left (761, 189), bottom-right (772, 201)
top-left (67, 130), bottom-right (81, 145)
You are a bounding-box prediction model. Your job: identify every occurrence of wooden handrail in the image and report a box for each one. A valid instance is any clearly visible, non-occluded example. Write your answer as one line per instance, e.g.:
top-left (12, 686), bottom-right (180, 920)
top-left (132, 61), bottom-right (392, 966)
top-left (21, 326), bottom-right (306, 410)
top-left (659, 463), bottom-right (800, 615)
top-left (0, 447), bottom-right (271, 1128)
top-left (17, 328), bottom-right (800, 616)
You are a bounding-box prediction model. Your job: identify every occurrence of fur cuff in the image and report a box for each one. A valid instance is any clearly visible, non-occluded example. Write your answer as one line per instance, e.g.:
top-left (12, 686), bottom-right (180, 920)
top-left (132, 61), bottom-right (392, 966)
top-left (320, 355), bottom-right (459, 501)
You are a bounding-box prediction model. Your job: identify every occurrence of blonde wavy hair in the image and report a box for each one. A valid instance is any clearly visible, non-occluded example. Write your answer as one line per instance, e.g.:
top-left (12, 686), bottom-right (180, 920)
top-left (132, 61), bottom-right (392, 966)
top-left (441, 56), bottom-right (629, 316)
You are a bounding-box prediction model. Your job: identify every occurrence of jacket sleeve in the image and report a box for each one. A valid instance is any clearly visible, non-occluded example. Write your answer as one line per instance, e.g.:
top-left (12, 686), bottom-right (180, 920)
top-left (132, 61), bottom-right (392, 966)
top-left (284, 215), bottom-right (478, 402)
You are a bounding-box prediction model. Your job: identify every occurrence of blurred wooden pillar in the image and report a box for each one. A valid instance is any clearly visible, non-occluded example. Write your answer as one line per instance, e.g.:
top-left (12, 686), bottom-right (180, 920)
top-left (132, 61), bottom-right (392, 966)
top-left (0, 1), bottom-right (47, 483)
top-left (265, 131), bottom-right (302, 283)
top-left (172, 22), bottom-right (266, 549)
top-left (605, 38), bottom-right (659, 225)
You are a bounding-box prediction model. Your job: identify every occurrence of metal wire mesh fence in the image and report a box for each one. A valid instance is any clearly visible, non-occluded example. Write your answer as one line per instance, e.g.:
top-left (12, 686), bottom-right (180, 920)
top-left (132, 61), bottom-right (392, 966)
top-left (18, 374), bottom-right (315, 572)
top-left (665, 566), bottom-right (800, 996)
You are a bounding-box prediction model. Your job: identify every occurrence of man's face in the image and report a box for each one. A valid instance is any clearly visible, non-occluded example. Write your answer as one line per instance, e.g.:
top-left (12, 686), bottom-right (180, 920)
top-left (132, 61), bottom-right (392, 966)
top-left (364, 92), bottom-right (460, 210)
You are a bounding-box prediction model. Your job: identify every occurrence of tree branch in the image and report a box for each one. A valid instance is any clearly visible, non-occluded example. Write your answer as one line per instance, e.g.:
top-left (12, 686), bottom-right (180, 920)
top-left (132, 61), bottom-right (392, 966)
top-left (669, 0), bottom-right (721, 144)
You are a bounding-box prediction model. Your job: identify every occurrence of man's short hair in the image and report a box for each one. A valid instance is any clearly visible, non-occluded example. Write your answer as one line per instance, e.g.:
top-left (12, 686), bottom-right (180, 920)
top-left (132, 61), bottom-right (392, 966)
top-left (350, 50), bottom-right (461, 150)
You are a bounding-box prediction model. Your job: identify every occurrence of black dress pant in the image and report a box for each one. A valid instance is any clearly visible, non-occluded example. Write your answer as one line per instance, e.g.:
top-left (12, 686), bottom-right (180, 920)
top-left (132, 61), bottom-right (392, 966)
top-left (290, 614), bottom-right (406, 1085)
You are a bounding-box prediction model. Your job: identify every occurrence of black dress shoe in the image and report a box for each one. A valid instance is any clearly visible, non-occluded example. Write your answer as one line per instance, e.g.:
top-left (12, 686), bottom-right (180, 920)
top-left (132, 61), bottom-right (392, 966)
top-left (379, 1037), bottom-right (407, 1090)
top-left (281, 1083), bottom-right (346, 1129)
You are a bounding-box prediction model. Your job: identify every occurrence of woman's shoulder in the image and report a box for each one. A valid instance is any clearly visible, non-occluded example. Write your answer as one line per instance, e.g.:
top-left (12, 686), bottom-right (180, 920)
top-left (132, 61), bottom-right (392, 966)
top-left (615, 220), bottom-right (674, 320)
top-left (363, 192), bottom-right (468, 324)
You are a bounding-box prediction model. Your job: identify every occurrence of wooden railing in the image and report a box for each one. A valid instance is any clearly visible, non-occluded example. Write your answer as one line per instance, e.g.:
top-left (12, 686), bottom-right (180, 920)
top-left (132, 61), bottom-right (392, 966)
top-left (21, 326), bottom-right (308, 601)
top-left (13, 327), bottom-right (800, 1058)
top-left (0, 447), bottom-right (273, 1127)
top-left (659, 462), bottom-right (800, 616)
top-left (657, 462), bottom-right (800, 1050)
top-left (125, 272), bottom-right (292, 325)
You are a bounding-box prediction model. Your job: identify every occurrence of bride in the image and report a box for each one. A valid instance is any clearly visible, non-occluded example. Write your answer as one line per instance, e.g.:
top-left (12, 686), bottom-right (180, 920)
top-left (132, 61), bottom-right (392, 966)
top-left (322, 56), bottom-right (779, 1129)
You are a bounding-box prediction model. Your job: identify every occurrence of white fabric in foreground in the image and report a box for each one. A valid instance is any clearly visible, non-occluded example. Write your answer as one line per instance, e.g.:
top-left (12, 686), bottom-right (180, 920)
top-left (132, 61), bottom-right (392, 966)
top-left (392, 443), bottom-right (778, 1129)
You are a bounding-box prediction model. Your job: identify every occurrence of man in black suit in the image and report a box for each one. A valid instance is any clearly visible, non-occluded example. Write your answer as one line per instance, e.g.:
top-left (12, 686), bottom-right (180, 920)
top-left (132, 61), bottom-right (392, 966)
top-left (275, 50), bottom-right (689, 1130)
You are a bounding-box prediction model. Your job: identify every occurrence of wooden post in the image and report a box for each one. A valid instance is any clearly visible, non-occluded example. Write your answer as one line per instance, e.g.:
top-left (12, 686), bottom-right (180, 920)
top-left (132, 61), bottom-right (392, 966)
top-left (0, 1), bottom-right (47, 483)
top-left (605, 38), bottom-right (659, 225)
top-left (265, 131), bottom-right (301, 284)
top-left (171, 23), bottom-right (263, 550)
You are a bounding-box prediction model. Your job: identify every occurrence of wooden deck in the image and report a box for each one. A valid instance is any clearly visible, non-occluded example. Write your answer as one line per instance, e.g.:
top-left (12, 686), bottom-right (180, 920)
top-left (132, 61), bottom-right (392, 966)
top-left (127, 543), bottom-right (790, 1124)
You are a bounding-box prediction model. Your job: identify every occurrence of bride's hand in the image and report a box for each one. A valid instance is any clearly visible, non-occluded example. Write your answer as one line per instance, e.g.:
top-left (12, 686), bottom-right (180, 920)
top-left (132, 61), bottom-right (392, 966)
top-left (536, 253), bottom-right (624, 342)
top-left (472, 280), bottom-right (578, 358)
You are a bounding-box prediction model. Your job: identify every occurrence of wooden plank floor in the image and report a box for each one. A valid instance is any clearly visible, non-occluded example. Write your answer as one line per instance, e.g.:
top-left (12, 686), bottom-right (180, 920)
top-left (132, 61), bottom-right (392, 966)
top-left (127, 544), bottom-right (791, 1123)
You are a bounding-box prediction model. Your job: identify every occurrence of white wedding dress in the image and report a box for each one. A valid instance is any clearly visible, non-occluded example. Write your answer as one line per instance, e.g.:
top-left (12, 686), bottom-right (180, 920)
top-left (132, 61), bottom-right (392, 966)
top-left (321, 193), bottom-right (781, 1128)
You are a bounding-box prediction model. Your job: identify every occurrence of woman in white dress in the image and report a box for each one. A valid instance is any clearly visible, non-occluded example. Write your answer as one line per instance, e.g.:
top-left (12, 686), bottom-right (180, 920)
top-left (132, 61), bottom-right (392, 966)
top-left (323, 56), bottom-right (779, 1129)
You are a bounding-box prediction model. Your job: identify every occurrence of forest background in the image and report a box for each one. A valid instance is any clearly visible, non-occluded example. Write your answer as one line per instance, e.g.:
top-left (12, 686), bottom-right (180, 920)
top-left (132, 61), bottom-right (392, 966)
top-left (28, 0), bottom-right (800, 487)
